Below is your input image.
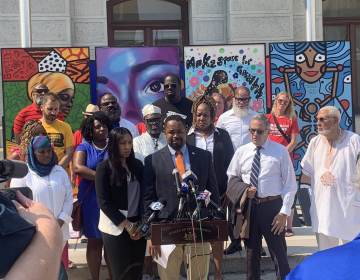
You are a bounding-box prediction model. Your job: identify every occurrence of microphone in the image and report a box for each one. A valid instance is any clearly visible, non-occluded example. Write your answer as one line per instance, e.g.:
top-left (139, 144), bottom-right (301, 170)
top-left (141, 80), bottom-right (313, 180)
top-left (182, 170), bottom-right (198, 183)
top-left (201, 189), bottom-right (224, 214)
top-left (0, 160), bottom-right (28, 179)
top-left (192, 191), bottom-right (211, 219)
top-left (181, 170), bottom-right (198, 193)
top-left (139, 200), bottom-right (166, 236)
top-left (172, 168), bottom-right (181, 194)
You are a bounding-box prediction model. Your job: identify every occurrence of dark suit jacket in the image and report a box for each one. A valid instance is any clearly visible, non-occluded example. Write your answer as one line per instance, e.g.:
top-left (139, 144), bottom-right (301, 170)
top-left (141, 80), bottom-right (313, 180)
top-left (187, 128), bottom-right (234, 196)
top-left (143, 144), bottom-right (219, 220)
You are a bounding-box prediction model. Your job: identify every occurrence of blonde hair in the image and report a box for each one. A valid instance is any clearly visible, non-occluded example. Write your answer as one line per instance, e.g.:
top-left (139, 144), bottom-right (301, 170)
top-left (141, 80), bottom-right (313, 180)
top-left (271, 92), bottom-right (295, 119)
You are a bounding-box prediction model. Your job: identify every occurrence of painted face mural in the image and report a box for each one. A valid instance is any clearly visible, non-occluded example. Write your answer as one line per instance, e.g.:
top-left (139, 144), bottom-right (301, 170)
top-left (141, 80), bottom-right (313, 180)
top-left (295, 43), bottom-right (327, 83)
top-left (1, 47), bottom-right (90, 156)
top-left (96, 47), bottom-right (180, 124)
top-left (270, 41), bottom-right (352, 176)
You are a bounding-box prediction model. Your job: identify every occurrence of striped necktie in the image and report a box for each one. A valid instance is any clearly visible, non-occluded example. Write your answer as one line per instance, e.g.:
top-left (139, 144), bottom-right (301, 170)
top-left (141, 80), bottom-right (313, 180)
top-left (250, 146), bottom-right (262, 188)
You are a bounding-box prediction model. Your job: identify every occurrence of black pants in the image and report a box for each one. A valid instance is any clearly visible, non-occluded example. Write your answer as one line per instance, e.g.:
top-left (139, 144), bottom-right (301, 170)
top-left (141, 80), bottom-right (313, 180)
top-left (244, 198), bottom-right (290, 280)
top-left (102, 231), bottom-right (146, 280)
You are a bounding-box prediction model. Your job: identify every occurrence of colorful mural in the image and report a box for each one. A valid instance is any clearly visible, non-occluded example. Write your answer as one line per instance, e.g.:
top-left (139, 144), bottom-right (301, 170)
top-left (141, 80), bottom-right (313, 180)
top-left (270, 41), bottom-right (352, 175)
top-left (1, 47), bottom-right (90, 155)
top-left (184, 44), bottom-right (267, 113)
top-left (95, 47), bottom-right (180, 124)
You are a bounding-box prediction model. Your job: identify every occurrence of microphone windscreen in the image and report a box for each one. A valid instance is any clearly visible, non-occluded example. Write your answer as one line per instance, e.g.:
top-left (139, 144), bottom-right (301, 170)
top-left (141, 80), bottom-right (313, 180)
top-left (0, 160), bottom-right (28, 178)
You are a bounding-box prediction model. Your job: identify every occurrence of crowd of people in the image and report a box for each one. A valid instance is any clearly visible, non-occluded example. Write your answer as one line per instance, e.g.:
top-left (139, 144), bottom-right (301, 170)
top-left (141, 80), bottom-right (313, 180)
top-left (5, 73), bottom-right (360, 280)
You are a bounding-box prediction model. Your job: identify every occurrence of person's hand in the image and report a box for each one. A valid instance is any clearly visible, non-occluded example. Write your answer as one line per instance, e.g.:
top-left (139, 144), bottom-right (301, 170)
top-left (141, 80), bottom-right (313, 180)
top-left (148, 239), bottom-right (161, 259)
top-left (247, 186), bottom-right (257, 199)
top-left (5, 191), bottom-right (63, 280)
top-left (123, 220), bottom-right (141, 240)
top-left (271, 213), bottom-right (287, 235)
top-left (13, 191), bottom-right (61, 232)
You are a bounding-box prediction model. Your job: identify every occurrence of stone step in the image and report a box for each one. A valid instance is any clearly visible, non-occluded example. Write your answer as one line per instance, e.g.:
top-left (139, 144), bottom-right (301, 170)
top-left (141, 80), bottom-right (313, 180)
top-left (67, 227), bottom-right (317, 279)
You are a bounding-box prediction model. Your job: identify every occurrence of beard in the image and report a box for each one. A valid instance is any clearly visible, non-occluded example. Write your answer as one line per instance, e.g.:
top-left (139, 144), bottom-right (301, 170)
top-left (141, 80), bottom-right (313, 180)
top-left (233, 104), bottom-right (249, 118)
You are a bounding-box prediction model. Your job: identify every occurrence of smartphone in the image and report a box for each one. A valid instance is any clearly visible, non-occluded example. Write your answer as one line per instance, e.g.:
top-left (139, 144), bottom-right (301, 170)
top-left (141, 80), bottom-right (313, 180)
top-left (0, 187), bottom-right (33, 201)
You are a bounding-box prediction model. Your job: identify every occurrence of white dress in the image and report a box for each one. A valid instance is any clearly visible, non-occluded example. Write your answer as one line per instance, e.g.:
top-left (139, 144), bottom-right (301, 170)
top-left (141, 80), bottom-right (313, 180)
top-left (10, 165), bottom-right (73, 241)
top-left (301, 131), bottom-right (360, 241)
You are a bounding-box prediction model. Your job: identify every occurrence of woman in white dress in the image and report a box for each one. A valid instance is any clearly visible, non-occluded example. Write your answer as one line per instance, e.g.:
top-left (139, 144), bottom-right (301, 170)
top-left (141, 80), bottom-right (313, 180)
top-left (11, 135), bottom-right (73, 279)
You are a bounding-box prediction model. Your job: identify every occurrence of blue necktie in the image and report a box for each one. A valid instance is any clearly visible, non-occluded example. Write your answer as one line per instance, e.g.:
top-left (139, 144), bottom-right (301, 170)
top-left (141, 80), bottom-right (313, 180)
top-left (250, 146), bottom-right (262, 188)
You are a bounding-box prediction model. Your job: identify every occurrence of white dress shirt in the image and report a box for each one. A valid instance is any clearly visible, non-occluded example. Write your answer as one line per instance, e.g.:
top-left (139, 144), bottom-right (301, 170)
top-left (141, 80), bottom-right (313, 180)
top-left (133, 132), bottom-right (167, 163)
top-left (216, 108), bottom-right (256, 150)
top-left (120, 118), bottom-right (139, 137)
top-left (188, 127), bottom-right (216, 155)
top-left (227, 139), bottom-right (297, 215)
top-left (301, 131), bottom-right (360, 241)
top-left (10, 165), bottom-right (73, 240)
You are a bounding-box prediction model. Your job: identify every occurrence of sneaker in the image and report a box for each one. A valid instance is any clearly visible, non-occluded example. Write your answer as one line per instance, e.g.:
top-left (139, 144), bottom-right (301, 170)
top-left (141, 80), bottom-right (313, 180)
top-left (285, 229), bottom-right (294, 237)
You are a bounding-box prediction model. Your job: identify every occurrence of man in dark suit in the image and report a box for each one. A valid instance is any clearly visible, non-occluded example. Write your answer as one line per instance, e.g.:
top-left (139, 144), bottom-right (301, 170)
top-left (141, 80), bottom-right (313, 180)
top-left (144, 114), bottom-right (219, 280)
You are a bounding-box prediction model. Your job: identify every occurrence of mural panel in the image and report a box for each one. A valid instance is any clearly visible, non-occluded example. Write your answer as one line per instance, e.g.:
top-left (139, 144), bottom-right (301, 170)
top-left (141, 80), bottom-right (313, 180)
top-left (184, 44), bottom-right (266, 113)
top-left (270, 41), bottom-right (352, 175)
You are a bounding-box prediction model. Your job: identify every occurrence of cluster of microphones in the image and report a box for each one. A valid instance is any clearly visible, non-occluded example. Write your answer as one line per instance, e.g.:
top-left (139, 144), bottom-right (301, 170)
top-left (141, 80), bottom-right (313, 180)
top-left (137, 168), bottom-right (225, 237)
top-left (0, 160), bottom-right (225, 238)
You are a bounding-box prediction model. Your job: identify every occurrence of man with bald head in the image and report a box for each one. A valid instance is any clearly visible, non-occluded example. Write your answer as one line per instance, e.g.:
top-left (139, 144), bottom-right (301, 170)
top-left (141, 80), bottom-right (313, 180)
top-left (301, 106), bottom-right (360, 250)
top-left (153, 74), bottom-right (193, 128)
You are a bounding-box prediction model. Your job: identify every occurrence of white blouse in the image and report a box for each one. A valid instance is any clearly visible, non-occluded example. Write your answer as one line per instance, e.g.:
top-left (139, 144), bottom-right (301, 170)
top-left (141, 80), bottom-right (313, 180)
top-left (10, 165), bottom-right (73, 241)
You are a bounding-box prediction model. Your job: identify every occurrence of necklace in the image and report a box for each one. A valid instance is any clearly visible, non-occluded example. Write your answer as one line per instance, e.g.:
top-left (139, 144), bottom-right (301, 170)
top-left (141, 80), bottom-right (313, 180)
top-left (92, 141), bottom-right (108, 151)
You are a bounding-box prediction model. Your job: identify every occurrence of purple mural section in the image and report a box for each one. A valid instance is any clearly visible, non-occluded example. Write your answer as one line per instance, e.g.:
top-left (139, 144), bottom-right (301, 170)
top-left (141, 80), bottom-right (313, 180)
top-left (95, 47), bottom-right (180, 124)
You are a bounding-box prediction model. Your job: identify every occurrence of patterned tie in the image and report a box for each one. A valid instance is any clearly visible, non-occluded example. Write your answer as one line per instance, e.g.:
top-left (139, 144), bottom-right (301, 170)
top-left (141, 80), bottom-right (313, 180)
top-left (250, 146), bottom-right (262, 188)
top-left (175, 151), bottom-right (186, 177)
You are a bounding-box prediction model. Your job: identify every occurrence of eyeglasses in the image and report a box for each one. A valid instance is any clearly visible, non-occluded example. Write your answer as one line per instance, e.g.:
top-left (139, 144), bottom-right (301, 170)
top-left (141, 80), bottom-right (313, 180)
top-left (234, 97), bottom-right (250, 102)
top-left (316, 116), bottom-right (335, 123)
top-left (164, 83), bottom-right (177, 89)
top-left (249, 128), bottom-right (266, 135)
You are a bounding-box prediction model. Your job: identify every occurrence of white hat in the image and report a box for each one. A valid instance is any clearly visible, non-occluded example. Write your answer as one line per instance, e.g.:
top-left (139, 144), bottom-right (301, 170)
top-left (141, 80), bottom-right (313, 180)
top-left (142, 104), bottom-right (161, 118)
top-left (82, 104), bottom-right (99, 116)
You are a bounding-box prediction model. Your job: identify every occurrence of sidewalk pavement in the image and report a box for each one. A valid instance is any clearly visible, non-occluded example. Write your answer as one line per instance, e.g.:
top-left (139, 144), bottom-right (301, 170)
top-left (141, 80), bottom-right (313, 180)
top-left (68, 226), bottom-right (317, 279)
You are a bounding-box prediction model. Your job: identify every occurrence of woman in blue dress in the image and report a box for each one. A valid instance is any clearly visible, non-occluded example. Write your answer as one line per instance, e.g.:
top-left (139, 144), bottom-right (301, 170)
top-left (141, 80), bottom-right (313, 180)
top-left (73, 111), bottom-right (111, 280)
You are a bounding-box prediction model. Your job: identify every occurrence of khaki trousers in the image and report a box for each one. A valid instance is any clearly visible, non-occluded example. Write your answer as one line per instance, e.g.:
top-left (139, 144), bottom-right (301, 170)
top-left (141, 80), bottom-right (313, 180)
top-left (316, 232), bottom-right (349, 251)
top-left (157, 243), bottom-right (210, 280)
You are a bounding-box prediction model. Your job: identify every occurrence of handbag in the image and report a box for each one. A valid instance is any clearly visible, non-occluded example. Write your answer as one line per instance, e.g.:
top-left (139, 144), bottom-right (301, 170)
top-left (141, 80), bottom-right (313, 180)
top-left (71, 199), bottom-right (82, 232)
top-left (71, 186), bottom-right (91, 232)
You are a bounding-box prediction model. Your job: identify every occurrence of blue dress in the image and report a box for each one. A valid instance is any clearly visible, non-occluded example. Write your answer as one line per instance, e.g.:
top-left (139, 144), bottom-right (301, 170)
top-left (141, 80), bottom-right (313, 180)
top-left (76, 141), bottom-right (107, 239)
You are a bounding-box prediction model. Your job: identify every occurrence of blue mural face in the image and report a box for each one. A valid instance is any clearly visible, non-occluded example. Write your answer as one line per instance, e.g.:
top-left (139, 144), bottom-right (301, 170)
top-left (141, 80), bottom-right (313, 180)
top-left (270, 41), bottom-right (353, 176)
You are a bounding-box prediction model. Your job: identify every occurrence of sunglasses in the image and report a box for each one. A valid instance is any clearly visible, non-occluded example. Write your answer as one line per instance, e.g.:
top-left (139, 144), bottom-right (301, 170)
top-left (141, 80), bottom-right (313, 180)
top-left (234, 97), bottom-right (250, 102)
top-left (33, 88), bottom-right (49, 94)
top-left (277, 99), bottom-right (289, 104)
top-left (164, 83), bottom-right (177, 89)
top-left (145, 118), bottom-right (162, 125)
top-left (249, 128), bottom-right (266, 135)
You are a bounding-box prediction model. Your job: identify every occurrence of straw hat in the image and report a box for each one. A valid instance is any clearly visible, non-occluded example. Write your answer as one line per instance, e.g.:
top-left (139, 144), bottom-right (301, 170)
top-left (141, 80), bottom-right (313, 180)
top-left (82, 104), bottom-right (99, 116)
